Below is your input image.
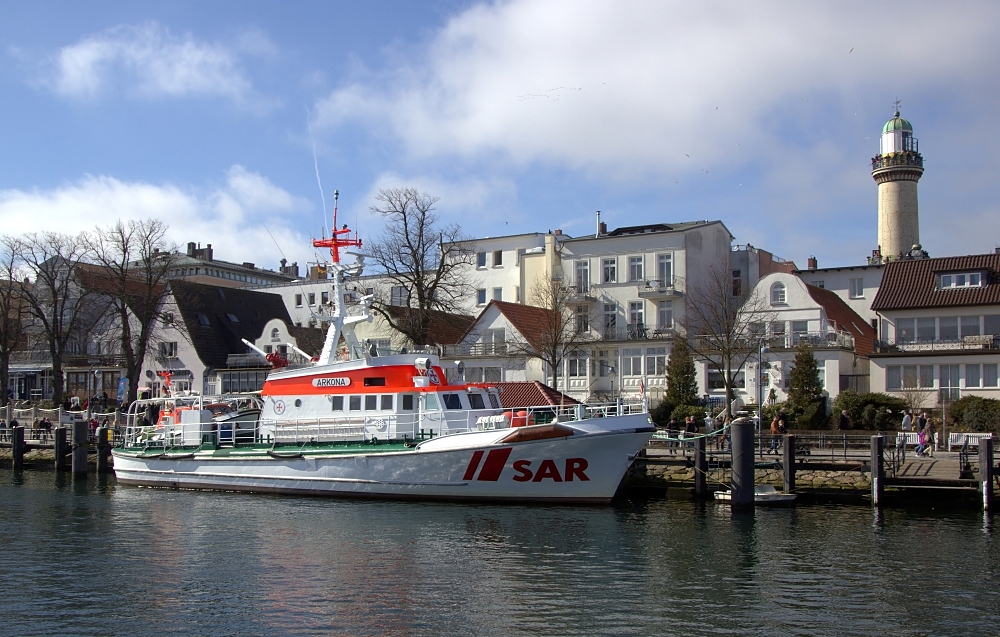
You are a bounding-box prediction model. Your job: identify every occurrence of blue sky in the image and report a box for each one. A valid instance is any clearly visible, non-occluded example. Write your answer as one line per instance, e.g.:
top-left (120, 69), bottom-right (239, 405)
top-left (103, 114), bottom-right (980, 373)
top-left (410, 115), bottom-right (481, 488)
top-left (1, 1), bottom-right (999, 272)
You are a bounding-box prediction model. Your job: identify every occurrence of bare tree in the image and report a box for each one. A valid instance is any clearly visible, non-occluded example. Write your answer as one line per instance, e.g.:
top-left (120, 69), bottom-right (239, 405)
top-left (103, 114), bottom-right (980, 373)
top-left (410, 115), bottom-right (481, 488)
top-left (681, 262), bottom-right (776, 417)
top-left (12, 232), bottom-right (101, 405)
top-left (366, 188), bottom-right (477, 346)
top-left (899, 369), bottom-right (933, 415)
top-left (84, 219), bottom-right (176, 405)
top-left (0, 238), bottom-right (28, 406)
top-left (507, 274), bottom-right (595, 389)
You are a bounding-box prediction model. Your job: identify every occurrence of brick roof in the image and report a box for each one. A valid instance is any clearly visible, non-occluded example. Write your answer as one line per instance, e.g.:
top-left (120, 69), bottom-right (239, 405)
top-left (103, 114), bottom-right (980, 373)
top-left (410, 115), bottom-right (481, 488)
top-left (381, 306), bottom-right (475, 345)
top-left (461, 300), bottom-right (557, 352)
top-left (804, 284), bottom-right (877, 355)
top-left (871, 253), bottom-right (1000, 311)
top-left (491, 381), bottom-right (581, 409)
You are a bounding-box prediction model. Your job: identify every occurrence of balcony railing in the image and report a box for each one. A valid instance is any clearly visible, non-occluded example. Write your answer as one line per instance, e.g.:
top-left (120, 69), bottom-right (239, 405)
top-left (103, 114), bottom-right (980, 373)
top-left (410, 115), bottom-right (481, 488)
top-left (764, 331), bottom-right (855, 349)
top-left (440, 343), bottom-right (509, 357)
top-left (871, 152), bottom-right (923, 170)
top-left (637, 280), bottom-right (681, 298)
top-left (874, 335), bottom-right (997, 353)
top-left (601, 325), bottom-right (674, 342)
top-left (225, 353), bottom-right (270, 368)
top-left (562, 282), bottom-right (596, 301)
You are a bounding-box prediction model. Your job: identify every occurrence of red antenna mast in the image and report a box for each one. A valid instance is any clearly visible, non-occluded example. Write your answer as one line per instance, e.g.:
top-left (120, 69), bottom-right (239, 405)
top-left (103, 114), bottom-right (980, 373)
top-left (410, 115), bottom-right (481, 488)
top-left (311, 190), bottom-right (361, 264)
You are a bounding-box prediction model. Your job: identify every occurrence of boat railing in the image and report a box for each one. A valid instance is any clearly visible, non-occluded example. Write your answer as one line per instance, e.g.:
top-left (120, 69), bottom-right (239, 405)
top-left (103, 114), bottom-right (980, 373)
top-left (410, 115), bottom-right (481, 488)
top-left (120, 399), bottom-right (649, 448)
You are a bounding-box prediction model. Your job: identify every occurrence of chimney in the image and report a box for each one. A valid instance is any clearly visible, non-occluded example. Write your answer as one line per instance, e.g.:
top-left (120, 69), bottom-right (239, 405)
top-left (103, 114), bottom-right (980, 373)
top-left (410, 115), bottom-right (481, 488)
top-left (206, 244), bottom-right (213, 261)
top-left (599, 221), bottom-right (607, 236)
top-left (242, 262), bottom-right (255, 270)
top-left (596, 210), bottom-right (601, 237)
top-left (554, 229), bottom-right (563, 236)
top-left (807, 256), bottom-right (818, 270)
top-left (280, 258), bottom-right (287, 268)
top-left (186, 242), bottom-right (196, 256)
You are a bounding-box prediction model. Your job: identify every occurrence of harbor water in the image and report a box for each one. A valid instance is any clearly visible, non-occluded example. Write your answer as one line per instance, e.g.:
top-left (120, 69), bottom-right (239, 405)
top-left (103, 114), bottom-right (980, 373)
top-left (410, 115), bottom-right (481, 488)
top-left (1, 470), bottom-right (997, 636)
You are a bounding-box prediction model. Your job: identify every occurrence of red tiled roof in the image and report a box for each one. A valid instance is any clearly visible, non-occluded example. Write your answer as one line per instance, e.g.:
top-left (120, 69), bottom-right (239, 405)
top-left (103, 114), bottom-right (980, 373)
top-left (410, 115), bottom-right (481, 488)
top-left (871, 253), bottom-right (1000, 311)
top-left (460, 300), bottom-right (556, 351)
top-left (491, 381), bottom-right (580, 409)
top-left (805, 284), bottom-right (878, 356)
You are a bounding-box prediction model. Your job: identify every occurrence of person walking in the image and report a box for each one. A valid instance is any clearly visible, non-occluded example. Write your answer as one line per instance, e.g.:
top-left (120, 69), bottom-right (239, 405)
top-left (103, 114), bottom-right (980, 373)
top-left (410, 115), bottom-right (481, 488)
top-left (667, 417), bottom-right (679, 456)
top-left (838, 410), bottom-right (850, 431)
top-left (922, 420), bottom-right (935, 457)
top-left (917, 412), bottom-right (927, 432)
top-left (769, 408), bottom-right (787, 454)
top-left (901, 410), bottom-right (912, 432)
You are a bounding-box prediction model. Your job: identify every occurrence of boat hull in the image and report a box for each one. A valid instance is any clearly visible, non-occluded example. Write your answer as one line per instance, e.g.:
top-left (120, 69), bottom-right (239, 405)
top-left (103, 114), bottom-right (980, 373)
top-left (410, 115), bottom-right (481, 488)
top-left (113, 418), bottom-right (653, 504)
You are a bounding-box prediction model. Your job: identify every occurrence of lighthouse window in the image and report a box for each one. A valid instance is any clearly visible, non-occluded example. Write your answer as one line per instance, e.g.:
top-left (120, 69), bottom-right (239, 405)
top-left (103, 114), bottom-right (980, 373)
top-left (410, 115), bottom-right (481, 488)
top-left (331, 396), bottom-right (344, 411)
top-left (380, 395), bottom-right (394, 410)
top-left (365, 395), bottom-right (377, 410)
top-left (349, 396), bottom-right (361, 411)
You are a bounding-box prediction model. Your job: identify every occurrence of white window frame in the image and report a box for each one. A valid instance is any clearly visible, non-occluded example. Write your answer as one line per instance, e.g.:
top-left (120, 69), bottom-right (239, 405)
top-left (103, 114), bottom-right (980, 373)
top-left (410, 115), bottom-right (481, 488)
top-left (770, 282), bottom-right (786, 305)
top-left (602, 258), bottom-right (617, 283)
top-left (849, 278), bottom-right (864, 299)
top-left (657, 253), bottom-right (673, 286)
top-left (628, 256), bottom-right (644, 282)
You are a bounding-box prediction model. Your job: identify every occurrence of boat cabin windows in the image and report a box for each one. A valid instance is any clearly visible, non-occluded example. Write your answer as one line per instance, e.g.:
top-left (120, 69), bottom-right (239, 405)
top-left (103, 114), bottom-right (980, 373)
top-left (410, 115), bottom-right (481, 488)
top-left (349, 396), bottom-right (362, 411)
top-left (332, 396), bottom-right (344, 411)
top-left (365, 395), bottom-right (377, 410)
top-left (364, 377), bottom-right (386, 386)
top-left (380, 395), bottom-right (394, 410)
top-left (401, 394), bottom-right (415, 411)
top-left (442, 393), bottom-right (464, 410)
top-left (488, 392), bottom-right (500, 409)
top-left (424, 394), bottom-right (440, 411)
top-left (468, 392), bottom-right (486, 410)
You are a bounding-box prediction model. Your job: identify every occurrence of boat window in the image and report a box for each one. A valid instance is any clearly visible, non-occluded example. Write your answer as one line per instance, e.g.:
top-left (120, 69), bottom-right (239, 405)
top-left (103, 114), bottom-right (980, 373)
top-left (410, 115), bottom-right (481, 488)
top-left (364, 378), bottom-right (386, 386)
top-left (468, 393), bottom-right (486, 410)
top-left (331, 396), bottom-right (344, 411)
top-left (349, 396), bottom-right (361, 411)
top-left (442, 393), bottom-right (463, 410)
top-left (401, 394), bottom-right (415, 411)
top-left (488, 392), bottom-right (500, 409)
top-left (365, 395), bottom-right (377, 410)
top-left (381, 395), bottom-right (394, 410)
top-left (424, 394), bottom-right (439, 411)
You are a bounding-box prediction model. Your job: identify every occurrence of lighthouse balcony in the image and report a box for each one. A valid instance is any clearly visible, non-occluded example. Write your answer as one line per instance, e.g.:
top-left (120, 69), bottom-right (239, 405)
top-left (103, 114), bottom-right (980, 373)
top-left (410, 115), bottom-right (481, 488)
top-left (871, 151), bottom-right (923, 171)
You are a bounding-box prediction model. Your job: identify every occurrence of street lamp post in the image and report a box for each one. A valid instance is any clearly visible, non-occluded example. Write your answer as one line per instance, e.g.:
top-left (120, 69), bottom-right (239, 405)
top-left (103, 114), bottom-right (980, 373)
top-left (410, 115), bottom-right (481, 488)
top-left (757, 338), bottom-right (769, 459)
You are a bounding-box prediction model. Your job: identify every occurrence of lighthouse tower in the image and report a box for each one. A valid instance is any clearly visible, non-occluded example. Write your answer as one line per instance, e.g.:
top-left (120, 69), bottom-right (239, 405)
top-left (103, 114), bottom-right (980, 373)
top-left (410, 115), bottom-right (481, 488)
top-left (872, 108), bottom-right (924, 260)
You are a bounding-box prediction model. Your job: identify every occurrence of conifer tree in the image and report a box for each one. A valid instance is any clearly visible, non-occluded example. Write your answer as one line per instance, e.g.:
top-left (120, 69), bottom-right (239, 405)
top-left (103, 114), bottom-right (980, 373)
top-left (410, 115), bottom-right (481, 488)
top-left (665, 337), bottom-right (699, 408)
top-left (787, 342), bottom-right (823, 411)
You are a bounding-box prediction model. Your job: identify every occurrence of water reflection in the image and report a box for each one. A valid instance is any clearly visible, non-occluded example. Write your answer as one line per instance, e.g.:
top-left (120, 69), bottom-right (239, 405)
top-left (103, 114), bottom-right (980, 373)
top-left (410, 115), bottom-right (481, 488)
top-left (0, 472), bottom-right (997, 636)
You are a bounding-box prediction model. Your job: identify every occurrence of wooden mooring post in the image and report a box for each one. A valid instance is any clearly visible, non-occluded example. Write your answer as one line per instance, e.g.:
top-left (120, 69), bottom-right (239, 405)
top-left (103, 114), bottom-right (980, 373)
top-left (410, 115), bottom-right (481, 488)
top-left (871, 435), bottom-right (885, 506)
top-left (783, 433), bottom-right (796, 493)
top-left (731, 419), bottom-right (755, 512)
top-left (72, 420), bottom-right (88, 477)
top-left (12, 425), bottom-right (25, 471)
top-left (96, 426), bottom-right (112, 474)
top-left (54, 426), bottom-right (69, 471)
top-left (694, 435), bottom-right (708, 498)
top-left (980, 437), bottom-right (995, 511)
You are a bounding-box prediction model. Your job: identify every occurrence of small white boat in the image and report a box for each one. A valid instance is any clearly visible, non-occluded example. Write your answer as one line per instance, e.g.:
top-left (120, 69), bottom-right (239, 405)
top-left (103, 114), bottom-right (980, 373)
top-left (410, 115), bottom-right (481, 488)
top-left (713, 484), bottom-right (797, 505)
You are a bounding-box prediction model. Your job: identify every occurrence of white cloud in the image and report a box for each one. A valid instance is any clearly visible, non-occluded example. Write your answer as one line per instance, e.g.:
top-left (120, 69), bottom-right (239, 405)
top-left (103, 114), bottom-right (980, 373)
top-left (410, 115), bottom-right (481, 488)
top-left (42, 22), bottom-right (271, 107)
top-left (0, 167), bottom-right (313, 269)
top-left (314, 1), bottom-right (1000, 178)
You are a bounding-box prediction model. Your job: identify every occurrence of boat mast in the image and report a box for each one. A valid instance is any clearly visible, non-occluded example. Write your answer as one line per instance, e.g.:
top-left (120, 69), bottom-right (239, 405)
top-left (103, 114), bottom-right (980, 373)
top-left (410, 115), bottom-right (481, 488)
top-left (311, 191), bottom-right (369, 365)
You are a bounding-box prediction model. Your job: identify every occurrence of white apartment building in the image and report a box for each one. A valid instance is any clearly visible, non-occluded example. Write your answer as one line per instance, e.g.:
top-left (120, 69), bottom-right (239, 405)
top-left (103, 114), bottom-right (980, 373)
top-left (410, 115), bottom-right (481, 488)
top-left (441, 221), bottom-right (796, 402)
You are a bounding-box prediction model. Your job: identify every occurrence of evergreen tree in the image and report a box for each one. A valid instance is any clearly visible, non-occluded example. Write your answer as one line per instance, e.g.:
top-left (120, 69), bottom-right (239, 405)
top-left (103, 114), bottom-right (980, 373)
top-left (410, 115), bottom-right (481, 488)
top-left (665, 337), bottom-right (699, 407)
top-left (787, 342), bottom-right (824, 411)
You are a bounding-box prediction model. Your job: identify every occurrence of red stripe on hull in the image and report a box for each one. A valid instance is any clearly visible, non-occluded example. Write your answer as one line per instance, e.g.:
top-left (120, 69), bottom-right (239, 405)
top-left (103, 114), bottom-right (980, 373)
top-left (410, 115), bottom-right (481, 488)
top-left (463, 450), bottom-right (485, 480)
top-left (476, 448), bottom-right (513, 481)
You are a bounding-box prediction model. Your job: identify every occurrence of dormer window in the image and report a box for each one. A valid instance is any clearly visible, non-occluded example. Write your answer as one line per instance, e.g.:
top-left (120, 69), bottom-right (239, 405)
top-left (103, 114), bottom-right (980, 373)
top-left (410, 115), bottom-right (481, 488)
top-left (770, 282), bottom-right (786, 305)
top-left (938, 272), bottom-right (984, 289)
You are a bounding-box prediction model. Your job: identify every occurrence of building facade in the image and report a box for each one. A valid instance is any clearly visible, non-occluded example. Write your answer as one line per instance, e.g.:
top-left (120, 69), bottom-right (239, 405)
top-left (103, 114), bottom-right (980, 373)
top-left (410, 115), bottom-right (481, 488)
top-left (869, 253), bottom-right (1000, 406)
